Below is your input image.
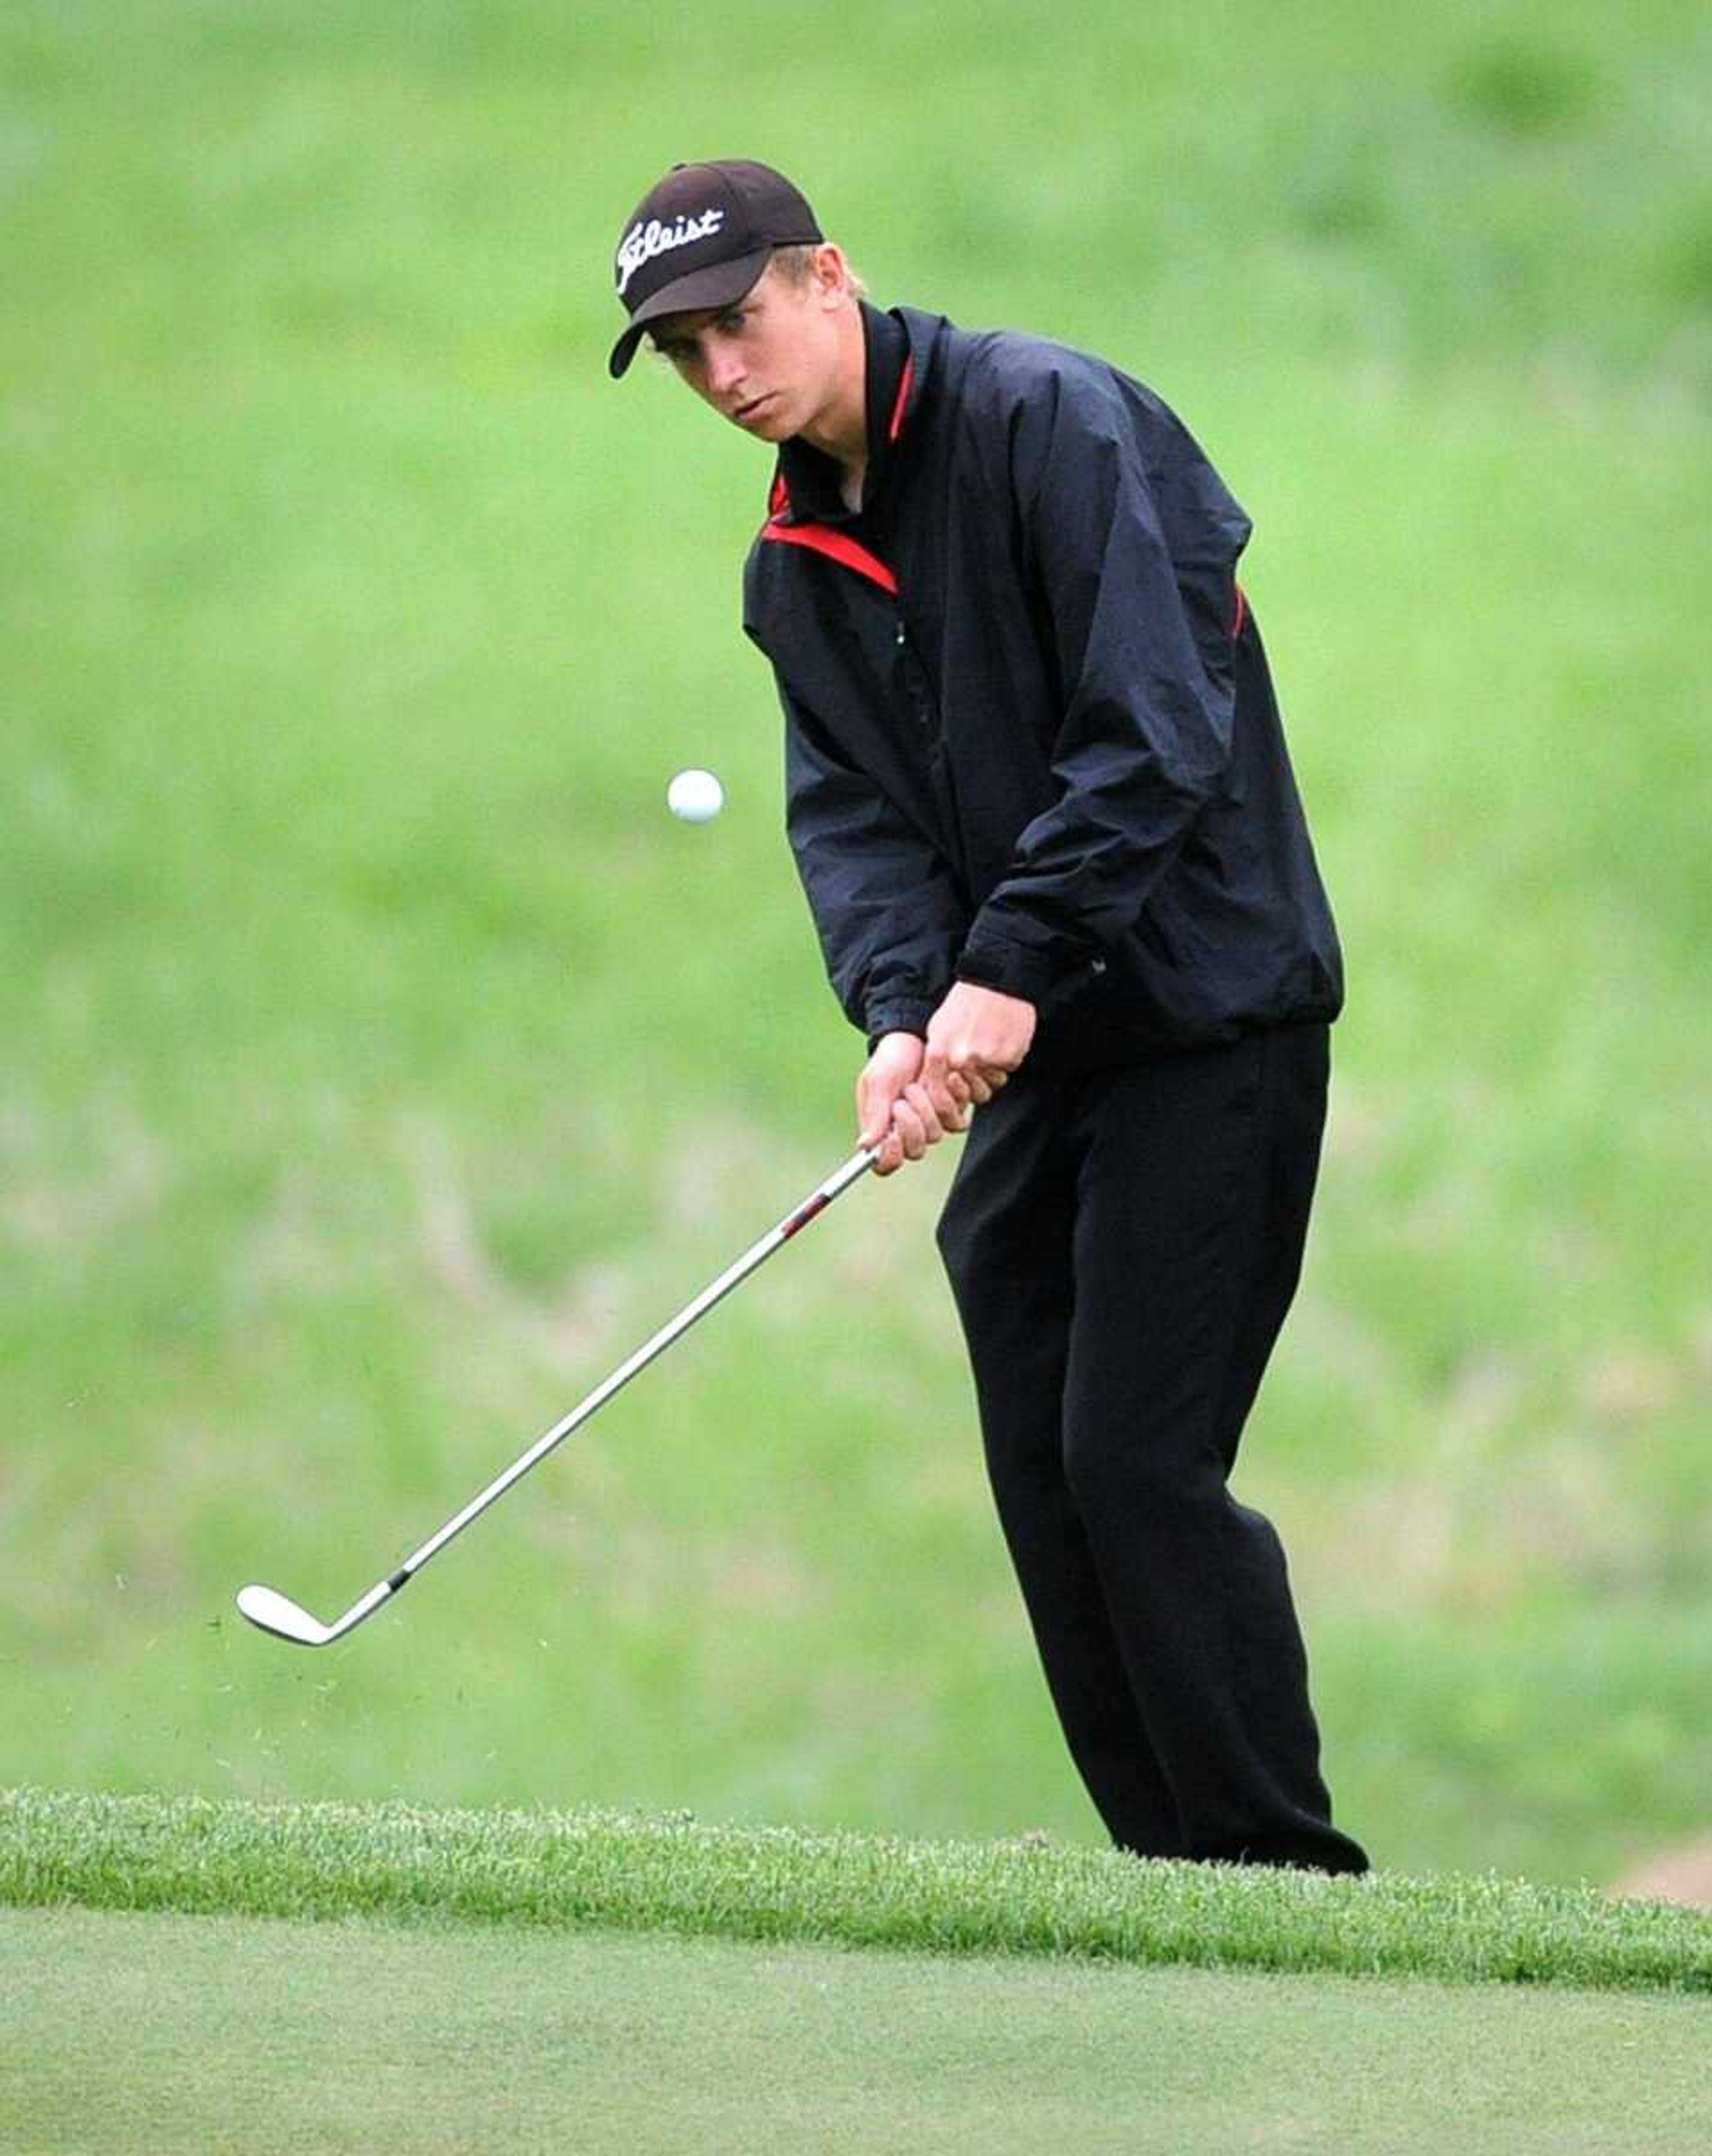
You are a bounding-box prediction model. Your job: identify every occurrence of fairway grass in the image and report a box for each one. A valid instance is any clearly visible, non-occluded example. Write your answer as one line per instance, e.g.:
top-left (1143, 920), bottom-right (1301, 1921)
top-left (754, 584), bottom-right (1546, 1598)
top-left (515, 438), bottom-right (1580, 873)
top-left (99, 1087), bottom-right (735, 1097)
top-left (4, 1788), bottom-right (1708, 1997)
top-left (6, 1905), bottom-right (1712, 2156)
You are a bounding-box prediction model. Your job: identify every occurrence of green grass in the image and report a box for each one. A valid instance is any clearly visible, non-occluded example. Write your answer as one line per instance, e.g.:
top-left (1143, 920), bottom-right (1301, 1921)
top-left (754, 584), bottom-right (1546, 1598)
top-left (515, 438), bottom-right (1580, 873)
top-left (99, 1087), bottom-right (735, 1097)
top-left (8, 1907), bottom-right (1712, 2156)
top-left (5, 1789), bottom-right (1710, 1993)
top-left (8, 1789), bottom-right (1712, 2152)
top-left (4, 0), bottom-right (1711, 1889)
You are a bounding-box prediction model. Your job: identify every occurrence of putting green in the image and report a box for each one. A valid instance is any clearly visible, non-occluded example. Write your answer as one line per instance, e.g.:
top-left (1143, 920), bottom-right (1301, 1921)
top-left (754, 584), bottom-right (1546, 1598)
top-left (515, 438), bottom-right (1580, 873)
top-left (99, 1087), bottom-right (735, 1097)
top-left (4, 1906), bottom-right (1708, 2154)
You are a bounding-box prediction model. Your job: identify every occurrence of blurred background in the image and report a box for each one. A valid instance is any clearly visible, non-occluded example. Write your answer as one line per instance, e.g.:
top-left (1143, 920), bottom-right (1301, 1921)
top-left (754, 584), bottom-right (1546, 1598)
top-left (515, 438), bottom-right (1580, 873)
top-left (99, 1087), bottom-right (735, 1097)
top-left (4, 0), bottom-right (1708, 1890)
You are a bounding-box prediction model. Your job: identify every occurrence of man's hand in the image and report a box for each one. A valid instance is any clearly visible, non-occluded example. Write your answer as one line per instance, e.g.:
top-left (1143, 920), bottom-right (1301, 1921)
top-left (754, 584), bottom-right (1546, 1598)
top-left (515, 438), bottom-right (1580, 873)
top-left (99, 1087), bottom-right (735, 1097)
top-left (857, 1032), bottom-right (964, 1178)
top-left (919, 983), bottom-right (1036, 1127)
top-left (856, 985), bottom-right (1036, 1179)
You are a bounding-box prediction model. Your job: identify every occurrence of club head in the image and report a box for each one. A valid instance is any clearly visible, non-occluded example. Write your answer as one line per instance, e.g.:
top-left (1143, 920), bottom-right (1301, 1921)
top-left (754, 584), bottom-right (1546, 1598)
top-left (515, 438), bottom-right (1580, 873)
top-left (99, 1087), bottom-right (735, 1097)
top-left (236, 1583), bottom-right (335, 1646)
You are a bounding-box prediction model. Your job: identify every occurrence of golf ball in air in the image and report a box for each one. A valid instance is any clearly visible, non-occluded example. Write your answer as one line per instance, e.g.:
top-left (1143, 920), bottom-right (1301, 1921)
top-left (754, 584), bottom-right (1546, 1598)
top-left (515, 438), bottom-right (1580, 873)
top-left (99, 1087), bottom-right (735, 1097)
top-left (667, 768), bottom-right (724, 823)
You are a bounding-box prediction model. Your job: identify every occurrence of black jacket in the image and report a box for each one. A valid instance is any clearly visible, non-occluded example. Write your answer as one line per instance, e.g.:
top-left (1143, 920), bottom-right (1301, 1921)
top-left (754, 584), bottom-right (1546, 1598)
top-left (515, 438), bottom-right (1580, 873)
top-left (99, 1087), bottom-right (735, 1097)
top-left (742, 303), bottom-right (1343, 1068)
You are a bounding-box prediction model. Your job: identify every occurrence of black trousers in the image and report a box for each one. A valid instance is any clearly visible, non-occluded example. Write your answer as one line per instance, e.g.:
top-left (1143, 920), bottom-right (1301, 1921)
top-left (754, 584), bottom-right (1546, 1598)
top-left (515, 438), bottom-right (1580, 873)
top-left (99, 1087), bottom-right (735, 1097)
top-left (935, 1021), bottom-right (1368, 1874)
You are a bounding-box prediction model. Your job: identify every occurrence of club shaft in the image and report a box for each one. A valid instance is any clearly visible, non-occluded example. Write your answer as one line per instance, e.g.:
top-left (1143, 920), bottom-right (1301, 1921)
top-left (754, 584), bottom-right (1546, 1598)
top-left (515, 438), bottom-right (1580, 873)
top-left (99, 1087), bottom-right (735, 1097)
top-left (391, 1146), bottom-right (877, 1590)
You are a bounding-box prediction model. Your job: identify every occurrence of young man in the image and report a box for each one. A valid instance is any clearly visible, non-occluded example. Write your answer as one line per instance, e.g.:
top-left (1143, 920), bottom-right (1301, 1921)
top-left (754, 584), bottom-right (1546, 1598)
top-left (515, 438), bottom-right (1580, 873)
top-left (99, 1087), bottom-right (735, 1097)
top-left (609, 159), bottom-right (1369, 1875)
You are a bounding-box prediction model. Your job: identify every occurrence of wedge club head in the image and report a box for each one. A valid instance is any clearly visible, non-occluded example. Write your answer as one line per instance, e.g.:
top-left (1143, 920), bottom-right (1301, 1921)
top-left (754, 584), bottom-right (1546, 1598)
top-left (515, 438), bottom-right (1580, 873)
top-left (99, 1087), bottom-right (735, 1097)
top-left (236, 1583), bottom-right (339, 1645)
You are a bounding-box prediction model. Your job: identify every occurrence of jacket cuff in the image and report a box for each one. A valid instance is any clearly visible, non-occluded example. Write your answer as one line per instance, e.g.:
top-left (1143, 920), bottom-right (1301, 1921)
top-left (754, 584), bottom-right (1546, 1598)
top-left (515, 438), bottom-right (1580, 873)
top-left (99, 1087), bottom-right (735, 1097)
top-left (954, 934), bottom-right (1057, 1008)
top-left (864, 1000), bottom-right (934, 1053)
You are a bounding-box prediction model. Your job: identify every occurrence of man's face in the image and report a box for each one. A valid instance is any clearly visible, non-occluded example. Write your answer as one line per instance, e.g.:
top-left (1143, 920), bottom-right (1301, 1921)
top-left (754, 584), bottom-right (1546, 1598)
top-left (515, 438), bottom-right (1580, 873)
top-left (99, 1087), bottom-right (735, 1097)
top-left (649, 259), bottom-right (844, 444)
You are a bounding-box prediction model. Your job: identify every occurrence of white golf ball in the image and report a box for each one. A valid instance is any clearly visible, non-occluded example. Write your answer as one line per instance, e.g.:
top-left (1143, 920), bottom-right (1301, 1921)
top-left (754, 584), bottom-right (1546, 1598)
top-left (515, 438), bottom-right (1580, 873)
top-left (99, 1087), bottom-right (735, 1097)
top-left (667, 768), bottom-right (724, 824)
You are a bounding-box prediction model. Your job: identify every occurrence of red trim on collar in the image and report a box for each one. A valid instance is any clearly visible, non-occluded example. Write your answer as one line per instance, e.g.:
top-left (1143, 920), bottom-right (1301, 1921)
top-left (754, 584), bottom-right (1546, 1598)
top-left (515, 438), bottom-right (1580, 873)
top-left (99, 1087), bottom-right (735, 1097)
top-left (887, 358), bottom-right (914, 444)
top-left (760, 520), bottom-right (899, 596)
top-left (1232, 583), bottom-right (1247, 638)
top-left (769, 471), bottom-right (790, 519)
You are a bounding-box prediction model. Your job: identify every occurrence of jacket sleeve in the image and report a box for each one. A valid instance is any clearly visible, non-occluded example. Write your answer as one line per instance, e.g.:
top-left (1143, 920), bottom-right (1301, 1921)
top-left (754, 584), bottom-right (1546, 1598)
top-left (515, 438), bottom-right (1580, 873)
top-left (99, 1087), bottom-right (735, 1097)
top-left (782, 680), bottom-right (970, 1043)
top-left (954, 354), bottom-right (1247, 1008)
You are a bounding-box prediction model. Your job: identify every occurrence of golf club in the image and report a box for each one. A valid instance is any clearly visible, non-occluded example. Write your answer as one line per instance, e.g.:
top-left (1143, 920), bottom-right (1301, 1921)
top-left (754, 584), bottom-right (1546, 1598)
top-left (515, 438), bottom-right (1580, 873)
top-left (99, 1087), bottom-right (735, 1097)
top-left (237, 1145), bottom-right (877, 1646)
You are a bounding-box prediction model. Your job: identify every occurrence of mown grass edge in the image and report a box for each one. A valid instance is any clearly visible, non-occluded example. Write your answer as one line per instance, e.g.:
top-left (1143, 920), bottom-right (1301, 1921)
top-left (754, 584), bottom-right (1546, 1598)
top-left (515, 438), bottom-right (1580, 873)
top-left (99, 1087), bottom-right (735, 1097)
top-left (4, 1786), bottom-right (1708, 1996)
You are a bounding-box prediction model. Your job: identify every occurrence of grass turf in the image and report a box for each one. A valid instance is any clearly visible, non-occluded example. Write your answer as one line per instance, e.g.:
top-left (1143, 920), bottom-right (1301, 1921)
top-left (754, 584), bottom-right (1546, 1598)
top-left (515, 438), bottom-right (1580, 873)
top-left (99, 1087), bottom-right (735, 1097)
top-left (4, 1787), bottom-right (1708, 1996)
top-left (7, 1907), bottom-right (1712, 2155)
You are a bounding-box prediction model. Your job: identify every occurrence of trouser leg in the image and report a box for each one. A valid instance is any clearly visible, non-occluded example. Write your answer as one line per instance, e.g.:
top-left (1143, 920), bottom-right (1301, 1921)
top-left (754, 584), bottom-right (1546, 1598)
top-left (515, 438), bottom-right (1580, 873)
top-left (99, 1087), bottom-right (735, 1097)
top-left (1064, 1025), bottom-right (1365, 1870)
top-left (934, 1076), bottom-right (1186, 1856)
top-left (938, 1025), bottom-right (1367, 1875)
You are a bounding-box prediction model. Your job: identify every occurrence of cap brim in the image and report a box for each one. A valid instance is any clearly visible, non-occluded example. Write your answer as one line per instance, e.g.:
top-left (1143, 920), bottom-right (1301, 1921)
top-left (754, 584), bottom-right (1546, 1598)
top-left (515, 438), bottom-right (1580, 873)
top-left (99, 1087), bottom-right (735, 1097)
top-left (608, 247), bottom-right (774, 379)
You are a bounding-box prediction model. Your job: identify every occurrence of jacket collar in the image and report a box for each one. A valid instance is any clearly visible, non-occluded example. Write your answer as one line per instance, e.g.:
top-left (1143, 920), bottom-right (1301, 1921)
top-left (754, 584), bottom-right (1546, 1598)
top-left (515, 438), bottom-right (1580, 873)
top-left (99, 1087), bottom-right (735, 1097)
top-left (769, 303), bottom-right (927, 528)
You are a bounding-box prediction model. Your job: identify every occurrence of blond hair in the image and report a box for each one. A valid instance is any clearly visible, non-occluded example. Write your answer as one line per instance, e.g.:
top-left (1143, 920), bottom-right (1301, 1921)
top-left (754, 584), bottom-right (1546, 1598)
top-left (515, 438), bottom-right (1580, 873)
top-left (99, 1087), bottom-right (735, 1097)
top-left (768, 243), bottom-right (867, 302)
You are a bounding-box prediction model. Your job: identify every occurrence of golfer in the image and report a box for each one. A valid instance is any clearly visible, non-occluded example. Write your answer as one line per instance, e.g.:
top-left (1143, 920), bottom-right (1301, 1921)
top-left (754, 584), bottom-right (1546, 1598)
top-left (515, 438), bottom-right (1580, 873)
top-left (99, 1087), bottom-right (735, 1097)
top-left (609, 160), bottom-right (1369, 1875)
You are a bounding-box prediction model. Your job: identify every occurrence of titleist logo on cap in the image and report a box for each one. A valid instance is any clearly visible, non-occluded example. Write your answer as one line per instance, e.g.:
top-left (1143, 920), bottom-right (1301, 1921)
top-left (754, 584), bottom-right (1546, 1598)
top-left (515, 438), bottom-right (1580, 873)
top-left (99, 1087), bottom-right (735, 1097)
top-left (615, 209), bottom-right (727, 297)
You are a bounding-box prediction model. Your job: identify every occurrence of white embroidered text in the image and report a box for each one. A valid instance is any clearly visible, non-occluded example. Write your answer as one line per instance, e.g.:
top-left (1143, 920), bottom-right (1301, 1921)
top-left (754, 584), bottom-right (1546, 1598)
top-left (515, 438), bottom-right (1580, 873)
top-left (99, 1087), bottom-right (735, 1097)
top-left (616, 210), bottom-right (726, 296)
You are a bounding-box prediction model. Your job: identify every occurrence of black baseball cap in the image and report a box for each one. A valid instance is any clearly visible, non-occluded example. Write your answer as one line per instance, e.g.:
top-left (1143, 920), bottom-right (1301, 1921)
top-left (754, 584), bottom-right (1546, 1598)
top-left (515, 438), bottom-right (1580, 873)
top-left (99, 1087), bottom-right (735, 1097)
top-left (609, 159), bottom-right (823, 379)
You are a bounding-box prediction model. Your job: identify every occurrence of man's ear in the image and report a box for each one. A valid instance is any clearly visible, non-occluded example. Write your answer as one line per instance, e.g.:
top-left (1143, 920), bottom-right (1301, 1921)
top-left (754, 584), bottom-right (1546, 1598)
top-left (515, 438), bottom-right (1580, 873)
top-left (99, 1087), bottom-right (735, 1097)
top-left (814, 242), bottom-right (852, 307)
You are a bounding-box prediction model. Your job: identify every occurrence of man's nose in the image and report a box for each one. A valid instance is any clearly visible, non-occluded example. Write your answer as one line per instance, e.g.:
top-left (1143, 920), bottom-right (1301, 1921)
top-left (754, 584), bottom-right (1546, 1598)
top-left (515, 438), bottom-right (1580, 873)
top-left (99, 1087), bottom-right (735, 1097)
top-left (704, 345), bottom-right (746, 399)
